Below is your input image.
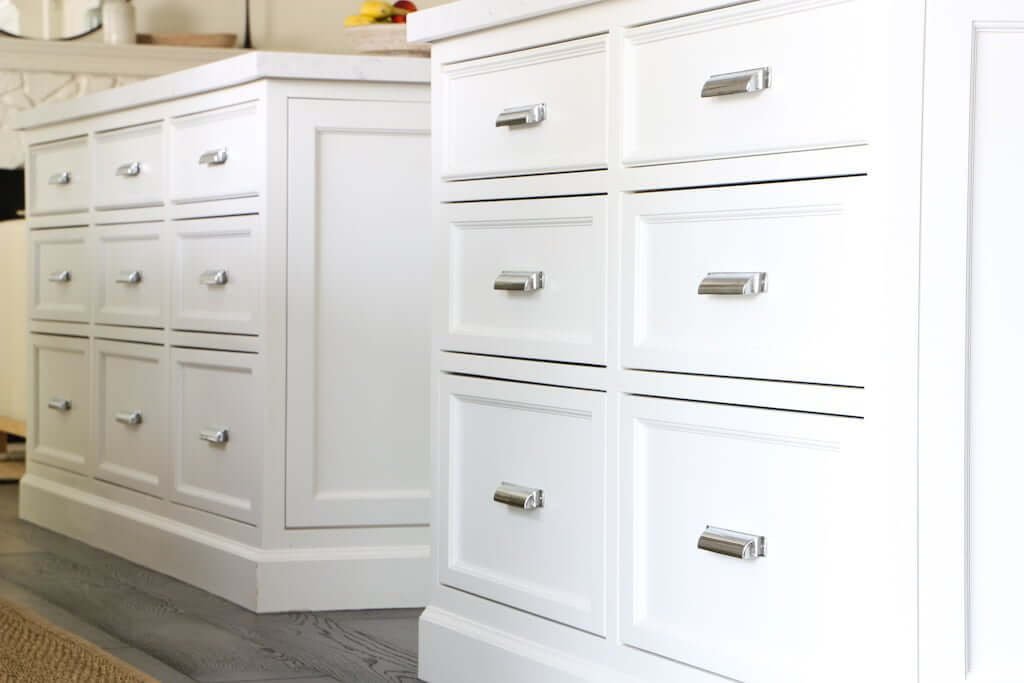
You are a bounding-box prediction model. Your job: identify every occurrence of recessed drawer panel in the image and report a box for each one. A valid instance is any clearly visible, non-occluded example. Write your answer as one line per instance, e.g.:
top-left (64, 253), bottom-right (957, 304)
top-left (621, 395), bottom-right (863, 682)
top-left (623, 0), bottom-right (868, 166)
top-left (623, 177), bottom-right (866, 385)
top-left (30, 228), bottom-right (91, 323)
top-left (441, 196), bottom-right (607, 364)
top-left (439, 374), bottom-right (606, 634)
top-left (95, 223), bottom-right (167, 328)
top-left (171, 347), bottom-right (261, 524)
top-left (172, 215), bottom-right (261, 335)
top-left (94, 340), bottom-right (169, 498)
top-left (94, 122), bottom-right (164, 210)
top-left (30, 334), bottom-right (91, 474)
top-left (169, 102), bottom-right (262, 204)
top-left (27, 136), bottom-right (90, 217)
top-left (440, 35), bottom-right (608, 180)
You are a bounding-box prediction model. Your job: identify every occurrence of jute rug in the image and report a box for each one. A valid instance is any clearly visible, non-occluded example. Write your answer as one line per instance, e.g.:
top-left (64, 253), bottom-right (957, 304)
top-left (0, 598), bottom-right (158, 682)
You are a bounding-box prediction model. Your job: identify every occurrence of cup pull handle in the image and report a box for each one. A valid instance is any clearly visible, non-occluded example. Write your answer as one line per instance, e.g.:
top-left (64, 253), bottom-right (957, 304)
top-left (493, 270), bottom-right (544, 293)
top-left (697, 272), bottom-right (767, 296)
top-left (200, 269), bottom-right (229, 286)
top-left (493, 482), bottom-right (544, 510)
top-left (199, 428), bottom-right (229, 445)
top-left (701, 67), bottom-right (771, 98)
top-left (116, 161), bottom-right (142, 177)
top-left (115, 270), bottom-right (143, 285)
top-left (114, 411), bottom-right (143, 426)
top-left (48, 171), bottom-right (71, 185)
top-left (47, 270), bottom-right (71, 283)
top-left (198, 148), bottom-right (228, 166)
top-left (47, 398), bottom-right (72, 412)
top-left (698, 526), bottom-right (766, 560)
top-left (495, 103), bottom-right (547, 128)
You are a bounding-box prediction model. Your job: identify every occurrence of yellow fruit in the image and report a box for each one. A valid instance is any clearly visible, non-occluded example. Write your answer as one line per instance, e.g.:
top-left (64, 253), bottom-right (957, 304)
top-left (360, 1), bottom-right (393, 18)
top-left (344, 14), bottom-right (375, 26)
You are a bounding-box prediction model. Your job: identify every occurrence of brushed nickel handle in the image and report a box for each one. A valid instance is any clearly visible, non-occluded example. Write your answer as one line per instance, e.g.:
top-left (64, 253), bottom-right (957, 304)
top-left (115, 270), bottom-right (143, 285)
top-left (199, 427), bottom-right (229, 445)
top-left (198, 148), bottom-right (228, 166)
top-left (495, 103), bottom-right (546, 128)
top-left (697, 272), bottom-right (767, 296)
top-left (701, 67), bottom-right (771, 98)
top-left (698, 526), bottom-right (766, 560)
top-left (47, 398), bottom-right (72, 412)
top-left (494, 270), bottom-right (544, 293)
top-left (48, 171), bottom-right (71, 185)
top-left (493, 482), bottom-right (544, 510)
top-left (199, 269), bottom-right (228, 286)
top-left (116, 161), bottom-right (141, 177)
top-left (47, 270), bottom-right (71, 283)
top-left (114, 411), bottom-right (143, 426)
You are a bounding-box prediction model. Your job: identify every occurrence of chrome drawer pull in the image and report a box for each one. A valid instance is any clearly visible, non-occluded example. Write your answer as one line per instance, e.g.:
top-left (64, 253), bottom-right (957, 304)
top-left (697, 272), bottom-right (767, 296)
top-left (701, 67), bottom-right (771, 98)
top-left (48, 171), bottom-right (71, 185)
top-left (115, 270), bottom-right (143, 285)
top-left (47, 398), bottom-right (72, 412)
top-left (493, 482), bottom-right (544, 510)
top-left (495, 103), bottom-right (546, 128)
top-left (698, 526), bottom-right (766, 560)
top-left (198, 148), bottom-right (228, 166)
top-left (47, 270), bottom-right (72, 283)
top-left (116, 161), bottom-right (141, 177)
top-left (199, 269), bottom-right (229, 286)
top-left (114, 411), bottom-right (143, 426)
top-left (494, 270), bottom-right (544, 293)
top-left (199, 427), bottom-right (229, 445)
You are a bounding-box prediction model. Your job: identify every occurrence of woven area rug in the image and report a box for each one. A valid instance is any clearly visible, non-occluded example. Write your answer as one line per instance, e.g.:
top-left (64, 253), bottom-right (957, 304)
top-left (0, 598), bottom-right (157, 682)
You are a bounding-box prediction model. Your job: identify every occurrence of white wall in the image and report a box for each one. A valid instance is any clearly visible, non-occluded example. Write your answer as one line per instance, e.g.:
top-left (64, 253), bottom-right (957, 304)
top-left (0, 219), bottom-right (25, 423)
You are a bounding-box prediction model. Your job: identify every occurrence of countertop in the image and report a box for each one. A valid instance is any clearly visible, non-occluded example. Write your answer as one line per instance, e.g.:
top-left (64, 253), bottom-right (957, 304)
top-left (406, 0), bottom-right (604, 42)
top-left (15, 50), bottom-right (430, 130)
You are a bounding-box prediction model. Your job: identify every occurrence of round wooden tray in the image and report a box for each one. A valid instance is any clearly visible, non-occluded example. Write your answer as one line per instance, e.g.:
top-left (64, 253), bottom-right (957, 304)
top-left (337, 24), bottom-right (430, 57)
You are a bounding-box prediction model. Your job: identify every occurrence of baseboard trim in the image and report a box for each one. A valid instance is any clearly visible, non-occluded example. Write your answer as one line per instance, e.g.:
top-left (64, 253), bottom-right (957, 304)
top-left (19, 473), bottom-right (430, 612)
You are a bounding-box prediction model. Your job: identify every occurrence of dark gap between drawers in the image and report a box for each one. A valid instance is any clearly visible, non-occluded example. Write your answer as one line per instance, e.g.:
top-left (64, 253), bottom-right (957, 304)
top-left (444, 192), bottom-right (608, 204)
top-left (443, 371), bottom-right (604, 394)
top-left (628, 172), bottom-right (868, 195)
top-left (626, 392), bottom-right (864, 420)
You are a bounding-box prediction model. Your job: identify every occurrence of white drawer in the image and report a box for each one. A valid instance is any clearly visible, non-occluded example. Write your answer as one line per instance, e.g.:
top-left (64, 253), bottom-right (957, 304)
top-left (27, 136), bottom-right (90, 217)
top-left (623, 0), bottom-right (868, 166)
top-left (94, 340), bottom-right (169, 498)
top-left (620, 395), bottom-right (863, 682)
top-left (440, 35), bottom-right (608, 180)
top-left (169, 102), bottom-right (262, 204)
top-left (623, 177), bottom-right (867, 385)
top-left (171, 215), bottom-right (261, 335)
top-left (95, 223), bottom-right (167, 328)
top-left (94, 122), bottom-right (164, 210)
top-left (170, 347), bottom-right (261, 524)
top-left (30, 228), bottom-right (91, 324)
top-left (439, 374), bottom-right (606, 635)
top-left (441, 197), bottom-right (607, 364)
top-left (30, 334), bottom-right (91, 474)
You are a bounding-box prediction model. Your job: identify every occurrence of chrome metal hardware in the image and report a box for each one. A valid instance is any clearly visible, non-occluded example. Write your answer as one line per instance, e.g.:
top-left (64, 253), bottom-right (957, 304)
top-left (114, 411), bottom-right (143, 426)
top-left (494, 270), bottom-right (544, 293)
top-left (697, 272), bottom-right (767, 296)
top-left (493, 482), bottom-right (544, 510)
top-left (198, 148), bottom-right (228, 166)
top-left (116, 161), bottom-right (142, 177)
top-left (701, 67), bottom-right (771, 98)
top-left (47, 270), bottom-right (72, 283)
top-left (199, 428), bottom-right (229, 445)
top-left (47, 398), bottom-right (72, 412)
top-left (199, 269), bottom-right (228, 286)
top-left (495, 103), bottom-right (547, 128)
top-left (698, 526), bottom-right (766, 560)
top-left (48, 171), bottom-right (71, 185)
top-left (115, 270), bottom-right (143, 285)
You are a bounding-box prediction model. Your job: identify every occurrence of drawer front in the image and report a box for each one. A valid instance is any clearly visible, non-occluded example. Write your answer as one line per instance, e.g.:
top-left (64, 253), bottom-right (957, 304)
top-left (439, 374), bottom-right (606, 634)
top-left (172, 215), bottom-right (261, 335)
top-left (169, 102), bottom-right (262, 204)
top-left (94, 340), bottom-right (169, 497)
top-left (94, 122), bottom-right (164, 210)
top-left (170, 348), bottom-right (261, 524)
top-left (95, 223), bottom-right (167, 328)
top-left (31, 334), bottom-right (91, 474)
top-left (623, 177), bottom-right (866, 385)
top-left (620, 396), bottom-right (863, 681)
top-left (30, 228), bottom-right (91, 323)
top-left (623, 0), bottom-right (868, 166)
top-left (440, 35), bottom-right (608, 180)
top-left (441, 197), bottom-right (607, 364)
top-left (27, 136), bottom-right (90, 216)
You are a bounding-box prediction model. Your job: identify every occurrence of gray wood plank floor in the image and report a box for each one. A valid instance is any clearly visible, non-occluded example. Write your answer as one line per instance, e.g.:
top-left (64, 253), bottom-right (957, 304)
top-left (0, 483), bottom-right (422, 682)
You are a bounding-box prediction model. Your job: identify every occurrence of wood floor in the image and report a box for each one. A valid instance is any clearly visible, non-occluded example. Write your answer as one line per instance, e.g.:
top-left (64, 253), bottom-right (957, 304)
top-left (0, 483), bottom-right (423, 682)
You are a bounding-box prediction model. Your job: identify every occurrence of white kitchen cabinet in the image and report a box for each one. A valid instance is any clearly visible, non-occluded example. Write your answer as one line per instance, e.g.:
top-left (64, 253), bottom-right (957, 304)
top-left (17, 53), bottom-right (431, 613)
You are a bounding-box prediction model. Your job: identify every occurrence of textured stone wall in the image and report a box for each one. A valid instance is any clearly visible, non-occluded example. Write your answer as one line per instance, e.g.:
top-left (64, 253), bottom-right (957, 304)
top-left (0, 71), bottom-right (141, 168)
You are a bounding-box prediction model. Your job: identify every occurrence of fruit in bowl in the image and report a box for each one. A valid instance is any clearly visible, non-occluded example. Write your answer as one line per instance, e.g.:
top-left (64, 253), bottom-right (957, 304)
top-left (344, 0), bottom-right (418, 26)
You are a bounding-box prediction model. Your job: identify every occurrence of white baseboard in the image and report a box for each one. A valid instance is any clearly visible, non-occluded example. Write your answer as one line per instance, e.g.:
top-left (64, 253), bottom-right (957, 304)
top-left (19, 473), bottom-right (430, 612)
